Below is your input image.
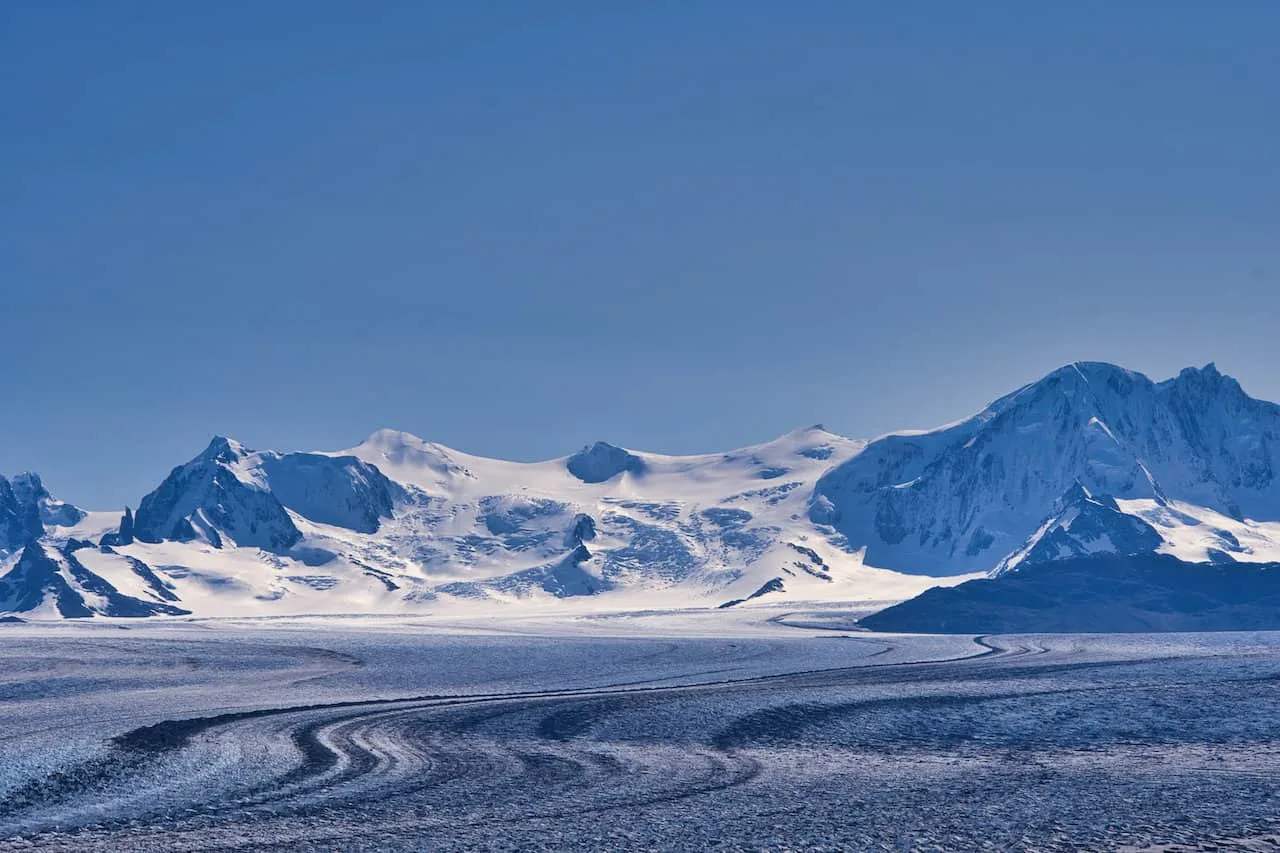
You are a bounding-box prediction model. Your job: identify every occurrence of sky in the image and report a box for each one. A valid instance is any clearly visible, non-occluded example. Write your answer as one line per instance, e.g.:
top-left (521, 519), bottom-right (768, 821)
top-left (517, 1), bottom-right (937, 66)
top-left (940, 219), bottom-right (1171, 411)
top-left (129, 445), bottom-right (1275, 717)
top-left (3, 1), bottom-right (1279, 508)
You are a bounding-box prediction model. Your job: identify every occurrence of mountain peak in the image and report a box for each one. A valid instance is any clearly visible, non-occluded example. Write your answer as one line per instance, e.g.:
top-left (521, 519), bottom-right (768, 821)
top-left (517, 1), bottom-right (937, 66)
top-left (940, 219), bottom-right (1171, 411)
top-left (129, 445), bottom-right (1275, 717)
top-left (9, 472), bottom-right (85, 528)
top-left (133, 437), bottom-right (300, 550)
top-left (10, 471), bottom-right (45, 492)
top-left (1040, 361), bottom-right (1145, 393)
top-left (200, 436), bottom-right (246, 463)
top-left (1175, 362), bottom-right (1223, 380)
top-left (993, 362), bottom-right (1255, 425)
top-left (1168, 361), bottom-right (1242, 393)
top-left (995, 482), bottom-right (1164, 575)
top-left (987, 362), bottom-right (1143, 419)
top-left (351, 429), bottom-right (467, 483)
top-left (785, 424), bottom-right (830, 438)
top-left (361, 428), bottom-right (430, 450)
top-left (812, 358), bottom-right (1280, 575)
top-left (1043, 361), bottom-right (1133, 381)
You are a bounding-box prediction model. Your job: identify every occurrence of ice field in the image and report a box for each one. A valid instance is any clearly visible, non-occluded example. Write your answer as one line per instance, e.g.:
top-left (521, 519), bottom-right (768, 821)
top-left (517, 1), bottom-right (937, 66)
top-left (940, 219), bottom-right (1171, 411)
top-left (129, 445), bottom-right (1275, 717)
top-left (3, 610), bottom-right (1280, 851)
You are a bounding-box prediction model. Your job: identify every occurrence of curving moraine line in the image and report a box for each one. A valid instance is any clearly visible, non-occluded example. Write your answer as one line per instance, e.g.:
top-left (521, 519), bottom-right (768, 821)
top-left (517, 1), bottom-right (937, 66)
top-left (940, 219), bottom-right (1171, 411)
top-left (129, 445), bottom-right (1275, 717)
top-left (3, 633), bottom-right (1219, 851)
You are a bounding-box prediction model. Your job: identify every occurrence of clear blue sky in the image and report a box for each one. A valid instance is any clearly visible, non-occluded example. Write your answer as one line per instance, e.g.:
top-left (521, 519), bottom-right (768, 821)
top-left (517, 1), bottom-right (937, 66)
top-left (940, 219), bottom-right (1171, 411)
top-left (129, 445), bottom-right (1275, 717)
top-left (4, 2), bottom-right (1279, 508)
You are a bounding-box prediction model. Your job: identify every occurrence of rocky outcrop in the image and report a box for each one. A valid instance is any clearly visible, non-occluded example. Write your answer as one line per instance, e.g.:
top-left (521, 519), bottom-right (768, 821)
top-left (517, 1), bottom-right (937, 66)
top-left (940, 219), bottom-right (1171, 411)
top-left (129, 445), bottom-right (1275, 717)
top-left (0, 476), bottom-right (43, 556)
top-left (133, 438), bottom-right (301, 551)
top-left (566, 442), bottom-right (646, 483)
top-left (0, 542), bottom-right (188, 618)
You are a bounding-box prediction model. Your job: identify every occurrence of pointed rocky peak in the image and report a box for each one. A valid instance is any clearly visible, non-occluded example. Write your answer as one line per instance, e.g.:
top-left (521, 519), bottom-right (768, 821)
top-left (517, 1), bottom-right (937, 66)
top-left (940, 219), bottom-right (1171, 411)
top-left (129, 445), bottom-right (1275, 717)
top-left (1163, 361), bottom-right (1248, 401)
top-left (997, 362), bottom-right (1152, 421)
top-left (154, 436), bottom-right (255, 489)
top-left (133, 438), bottom-right (300, 551)
top-left (134, 432), bottom-right (404, 548)
top-left (566, 442), bottom-right (646, 484)
top-left (0, 476), bottom-right (43, 556)
top-left (199, 435), bottom-right (248, 465)
top-left (99, 506), bottom-right (135, 548)
top-left (10, 472), bottom-right (86, 528)
top-left (995, 484), bottom-right (1163, 576)
top-left (1175, 362), bottom-right (1223, 383)
top-left (1196, 361), bottom-right (1221, 377)
top-left (809, 361), bottom-right (1275, 575)
top-left (9, 472), bottom-right (48, 504)
top-left (1057, 480), bottom-right (1122, 513)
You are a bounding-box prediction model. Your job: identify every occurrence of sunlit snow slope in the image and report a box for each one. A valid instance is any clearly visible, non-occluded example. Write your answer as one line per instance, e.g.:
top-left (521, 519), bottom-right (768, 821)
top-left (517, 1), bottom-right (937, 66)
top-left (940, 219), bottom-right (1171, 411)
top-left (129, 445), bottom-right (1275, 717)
top-left (4, 362), bottom-right (1280, 619)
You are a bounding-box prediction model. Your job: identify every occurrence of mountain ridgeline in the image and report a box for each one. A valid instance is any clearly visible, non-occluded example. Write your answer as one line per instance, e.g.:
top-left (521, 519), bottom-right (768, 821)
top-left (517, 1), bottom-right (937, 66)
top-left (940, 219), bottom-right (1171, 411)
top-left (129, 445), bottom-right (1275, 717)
top-left (130, 437), bottom-right (402, 549)
top-left (810, 362), bottom-right (1280, 575)
top-left (4, 362), bottom-right (1280, 626)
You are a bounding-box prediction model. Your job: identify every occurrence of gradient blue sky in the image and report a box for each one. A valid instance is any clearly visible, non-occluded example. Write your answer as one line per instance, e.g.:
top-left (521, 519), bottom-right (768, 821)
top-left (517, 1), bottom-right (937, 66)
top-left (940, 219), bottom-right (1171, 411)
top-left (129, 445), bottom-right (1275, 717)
top-left (4, 1), bottom-right (1279, 508)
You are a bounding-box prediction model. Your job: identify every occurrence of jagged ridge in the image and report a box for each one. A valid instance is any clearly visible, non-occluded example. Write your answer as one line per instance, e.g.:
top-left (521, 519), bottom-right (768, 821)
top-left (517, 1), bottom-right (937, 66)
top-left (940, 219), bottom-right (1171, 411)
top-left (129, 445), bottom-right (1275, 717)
top-left (6, 362), bottom-right (1280, 620)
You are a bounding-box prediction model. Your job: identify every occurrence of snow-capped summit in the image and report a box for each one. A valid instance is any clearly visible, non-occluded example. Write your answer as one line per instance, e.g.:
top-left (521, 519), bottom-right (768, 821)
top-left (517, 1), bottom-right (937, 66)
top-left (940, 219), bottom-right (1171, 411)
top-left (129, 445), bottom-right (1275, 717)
top-left (349, 429), bottom-right (471, 483)
top-left (133, 436), bottom-right (301, 550)
top-left (993, 482), bottom-right (1164, 575)
top-left (810, 361), bottom-right (1280, 575)
top-left (2, 422), bottom-right (883, 618)
top-left (9, 472), bottom-right (85, 528)
top-left (6, 360), bottom-right (1280, 620)
top-left (133, 436), bottom-right (400, 551)
top-left (0, 471), bottom-right (86, 556)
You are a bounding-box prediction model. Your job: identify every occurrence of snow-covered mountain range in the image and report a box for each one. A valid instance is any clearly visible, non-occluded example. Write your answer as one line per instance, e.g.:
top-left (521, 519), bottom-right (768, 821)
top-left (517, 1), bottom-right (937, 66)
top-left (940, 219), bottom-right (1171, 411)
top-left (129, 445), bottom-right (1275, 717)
top-left (5, 362), bottom-right (1280, 619)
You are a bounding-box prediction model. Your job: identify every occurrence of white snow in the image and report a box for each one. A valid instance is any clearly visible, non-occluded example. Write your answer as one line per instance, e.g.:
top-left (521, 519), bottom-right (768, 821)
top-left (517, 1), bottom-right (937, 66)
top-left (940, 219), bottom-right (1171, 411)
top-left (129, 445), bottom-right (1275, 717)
top-left (8, 361), bottom-right (1280, 620)
top-left (1118, 498), bottom-right (1280, 564)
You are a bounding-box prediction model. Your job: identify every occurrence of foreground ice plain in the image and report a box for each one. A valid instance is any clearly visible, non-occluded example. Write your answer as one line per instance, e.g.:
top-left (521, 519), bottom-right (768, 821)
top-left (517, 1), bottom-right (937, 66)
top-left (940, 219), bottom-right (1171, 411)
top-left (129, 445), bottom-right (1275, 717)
top-left (3, 611), bottom-right (1280, 851)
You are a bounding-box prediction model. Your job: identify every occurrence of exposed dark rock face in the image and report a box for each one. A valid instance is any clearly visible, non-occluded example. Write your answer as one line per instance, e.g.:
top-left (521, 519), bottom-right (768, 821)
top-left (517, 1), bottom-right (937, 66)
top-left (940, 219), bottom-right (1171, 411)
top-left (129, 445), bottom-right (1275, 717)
top-left (0, 543), bottom-right (189, 618)
top-left (258, 453), bottom-right (400, 534)
top-left (861, 554), bottom-right (1280, 633)
top-left (566, 513), bottom-right (597, 547)
top-left (0, 477), bottom-right (43, 556)
top-left (10, 472), bottom-right (85, 528)
top-left (133, 438), bottom-right (302, 551)
top-left (566, 442), bottom-right (646, 484)
top-left (719, 577), bottom-right (786, 609)
top-left (100, 507), bottom-right (136, 548)
top-left (133, 438), bottom-right (401, 551)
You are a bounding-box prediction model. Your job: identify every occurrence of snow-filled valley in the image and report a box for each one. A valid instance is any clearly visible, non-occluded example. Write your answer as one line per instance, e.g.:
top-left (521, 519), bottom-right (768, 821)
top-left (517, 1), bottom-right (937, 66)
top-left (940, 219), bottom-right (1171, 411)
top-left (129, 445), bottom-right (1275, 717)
top-left (6, 361), bottom-right (1280, 623)
top-left (2, 425), bottom-right (965, 620)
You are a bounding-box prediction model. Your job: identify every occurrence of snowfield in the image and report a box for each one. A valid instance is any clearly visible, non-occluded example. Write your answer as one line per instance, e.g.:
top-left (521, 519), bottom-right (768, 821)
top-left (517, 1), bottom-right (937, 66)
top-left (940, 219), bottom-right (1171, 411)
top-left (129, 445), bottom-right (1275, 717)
top-left (2, 613), bottom-right (1280, 850)
top-left (8, 361), bottom-right (1280, 624)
